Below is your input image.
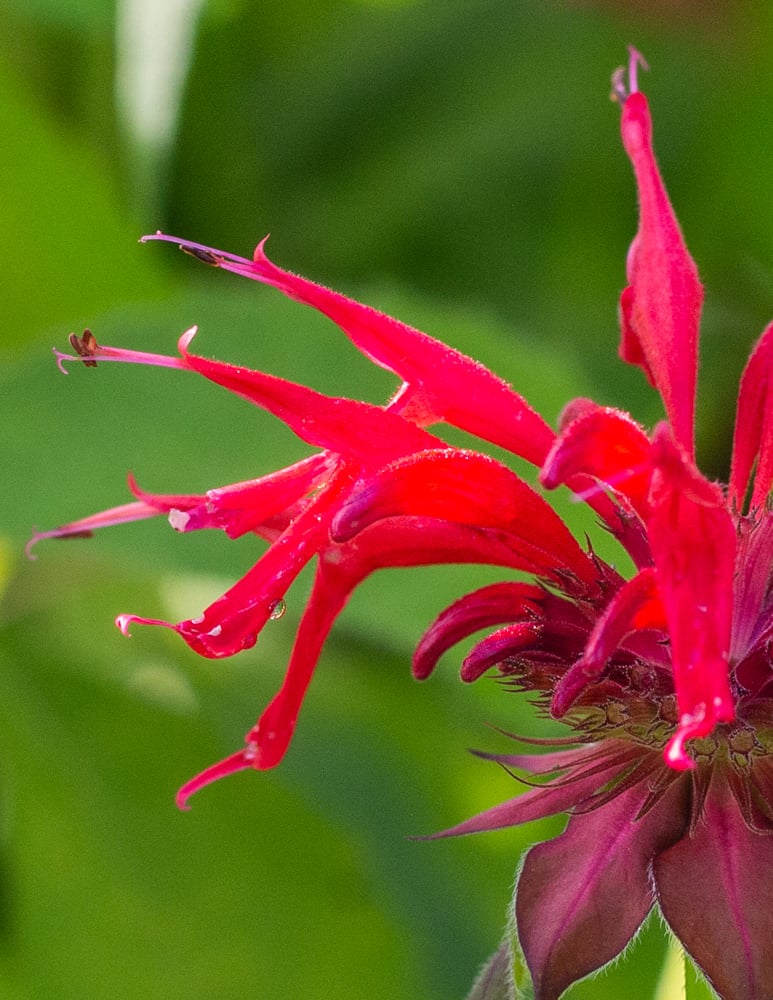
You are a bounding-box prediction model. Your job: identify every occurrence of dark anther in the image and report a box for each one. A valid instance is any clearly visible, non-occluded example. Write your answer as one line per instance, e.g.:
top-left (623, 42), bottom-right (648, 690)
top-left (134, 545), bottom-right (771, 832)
top-left (610, 48), bottom-right (648, 106)
top-left (68, 329), bottom-right (99, 367)
top-left (610, 66), bottom-right (629, 105)
top-left (180, 245), bottom-right (221, 266)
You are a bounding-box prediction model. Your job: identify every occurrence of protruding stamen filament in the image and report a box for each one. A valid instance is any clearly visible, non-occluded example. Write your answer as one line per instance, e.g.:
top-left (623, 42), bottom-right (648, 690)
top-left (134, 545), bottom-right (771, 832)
top-left (54, 337), bottom-right (190, 374)
top-left (611, 45), bottom-right (649, 104)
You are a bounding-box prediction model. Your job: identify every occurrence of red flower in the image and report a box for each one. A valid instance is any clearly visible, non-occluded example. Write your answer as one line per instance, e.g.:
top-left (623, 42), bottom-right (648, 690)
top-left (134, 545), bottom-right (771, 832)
top-left (36, 47), bottom-right (773, 997)
top-left (421, 51), bottom-right (773, 999)
top-left (36, 234), bottom-right (601, 806)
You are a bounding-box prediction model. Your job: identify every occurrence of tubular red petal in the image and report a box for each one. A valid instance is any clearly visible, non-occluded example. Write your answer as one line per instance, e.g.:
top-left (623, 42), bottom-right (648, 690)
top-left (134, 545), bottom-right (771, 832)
top-left (161, 455), bottom-right (332, 539)
top-left (461, 622), bottom-right (543, 682)
top-left (729, 320), bottom-right (773, 512)
top-left (27, 499), bottom-right (166, 557)
top-left (551, 567), bottom-right (660, 717)
top-left (176, 750), bottom-right (254, 811)
top-left (143, 232), bottom-right (556, 466)
top-left (412, 581), bottom-right (544, 679)
top-left (180, 490), bottom-right (346, 657)
top-left (205, 455), bottom-right (329, 511)
top-left (123, 468), bottom-right (354, 659)
top-left (545, 400), bottom-right (651, 566)
top-left (619, 91), bottom-right (702, 457)
top-left (332, 448), bottom-right (598, 589)
top-left (647, 425), bottom-right (736, 765)
top-left (126, 472), bottom-right (206, 514)
top-left (731, 514), bottom-right (773, 662)
top-left (248, 242), bottom-right (557, 464)
top-left (180, 340), bottom-right (441, 466)
top-left (540, 403), bottom-right (652, 517)
top-left (243, 560), bottom-right (353, 770)
top-left (328, 516), bottom-right (573, 588)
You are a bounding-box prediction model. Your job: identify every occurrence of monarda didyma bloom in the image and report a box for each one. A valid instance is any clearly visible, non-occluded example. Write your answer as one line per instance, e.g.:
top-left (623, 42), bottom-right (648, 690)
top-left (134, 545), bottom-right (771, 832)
top-left (34, 50), bottom-right (773, 999)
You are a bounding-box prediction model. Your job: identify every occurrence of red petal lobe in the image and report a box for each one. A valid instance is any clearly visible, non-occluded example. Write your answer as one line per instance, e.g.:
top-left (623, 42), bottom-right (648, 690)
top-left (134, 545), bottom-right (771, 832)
top-left (461, 622), bottom-right (543, 682)
top-left (729, 321), bottom-right (773, 512)
top-left (540, 403), bottom-right (652, 516)
top-left (333, 449), bottom-right (598, 589)
top-left (551, 566), bottom-right (660, 716)
top-left (181, 339), bottom-right (439, 466)
top-left (412, 582), bottom-right (544, 679)
top-left (647, 425), bottom-right (736, 765)
top-left (619, 91), bottom-right (702, 457)
top-left (143, 232), bottom-right (556, 465)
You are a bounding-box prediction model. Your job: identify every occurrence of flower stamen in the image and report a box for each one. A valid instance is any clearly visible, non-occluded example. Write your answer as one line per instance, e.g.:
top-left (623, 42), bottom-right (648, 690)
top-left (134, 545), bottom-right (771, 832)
top-left (611, 45), bottom-right (649, 104)
top-left (68, 329), bottom-right (99, 367)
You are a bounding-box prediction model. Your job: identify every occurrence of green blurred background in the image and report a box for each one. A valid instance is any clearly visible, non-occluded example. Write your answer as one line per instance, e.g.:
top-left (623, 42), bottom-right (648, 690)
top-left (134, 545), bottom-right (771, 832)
top-left (0, 1), bottom-right (770, 997)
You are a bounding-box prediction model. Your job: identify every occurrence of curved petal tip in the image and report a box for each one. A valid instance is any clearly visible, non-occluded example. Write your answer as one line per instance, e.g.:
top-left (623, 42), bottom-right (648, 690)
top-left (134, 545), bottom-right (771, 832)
top-left (177, 326), bottom-right (198, 353)
top-left (176, 749), bottom-right (255, 811)
top-left (663, 708), bottom-right (706, 771)
top-left (115, 613), bottom-right (171, 636)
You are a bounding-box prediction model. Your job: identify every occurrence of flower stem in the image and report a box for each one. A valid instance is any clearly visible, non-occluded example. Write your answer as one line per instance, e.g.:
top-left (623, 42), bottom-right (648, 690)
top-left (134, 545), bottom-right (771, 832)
top-left (654, 936), bottom-right (686, 1000)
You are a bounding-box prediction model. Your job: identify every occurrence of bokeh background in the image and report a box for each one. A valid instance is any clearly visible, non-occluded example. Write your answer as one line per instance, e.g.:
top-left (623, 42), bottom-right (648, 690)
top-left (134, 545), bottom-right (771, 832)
top-left (0, 1), bottom-right (770, 997)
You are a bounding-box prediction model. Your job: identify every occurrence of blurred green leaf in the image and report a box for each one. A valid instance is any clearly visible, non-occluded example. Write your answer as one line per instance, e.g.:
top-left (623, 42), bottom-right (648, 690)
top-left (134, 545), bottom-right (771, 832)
top-left (0, 61), bottom-right (166, 351)
top-left (2, 0), bottom-right (113, 31)
top-left (0, 535), bottom-right (566, 998)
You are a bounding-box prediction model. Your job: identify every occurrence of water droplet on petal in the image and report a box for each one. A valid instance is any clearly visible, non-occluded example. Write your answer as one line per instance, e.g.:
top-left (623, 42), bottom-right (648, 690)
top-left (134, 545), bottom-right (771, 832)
top-left (268, 598), bottom-right (287, 621)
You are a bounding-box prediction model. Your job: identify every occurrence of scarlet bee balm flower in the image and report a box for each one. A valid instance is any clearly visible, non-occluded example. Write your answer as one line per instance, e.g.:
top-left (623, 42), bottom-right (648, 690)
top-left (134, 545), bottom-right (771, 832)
top-left (40, 234), bottom-right (588, 806)
top-left (36, 48), bottom-right (773, 998)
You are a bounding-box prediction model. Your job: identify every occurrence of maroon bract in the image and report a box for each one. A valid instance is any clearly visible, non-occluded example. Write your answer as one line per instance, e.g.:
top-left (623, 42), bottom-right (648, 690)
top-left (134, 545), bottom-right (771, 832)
top-left (35, 49), bottom-right (773, 998)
